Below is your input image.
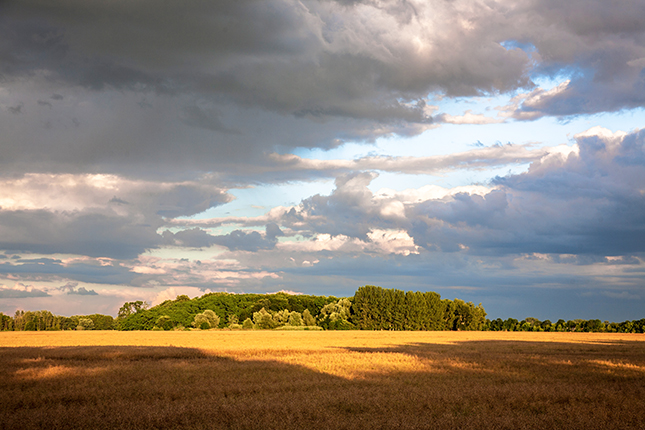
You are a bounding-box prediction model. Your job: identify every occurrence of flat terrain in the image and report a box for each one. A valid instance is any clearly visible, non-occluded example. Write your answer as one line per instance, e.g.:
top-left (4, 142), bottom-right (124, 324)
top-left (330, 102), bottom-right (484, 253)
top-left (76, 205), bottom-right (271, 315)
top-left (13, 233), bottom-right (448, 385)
top-left (2, 331), bottom-right (644, 429)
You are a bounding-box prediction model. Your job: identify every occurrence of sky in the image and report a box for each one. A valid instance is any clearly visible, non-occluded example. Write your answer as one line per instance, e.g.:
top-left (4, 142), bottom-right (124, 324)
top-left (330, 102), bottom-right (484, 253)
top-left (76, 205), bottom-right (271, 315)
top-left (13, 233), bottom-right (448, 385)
top-left (1, 0), bottom-right (645, 322)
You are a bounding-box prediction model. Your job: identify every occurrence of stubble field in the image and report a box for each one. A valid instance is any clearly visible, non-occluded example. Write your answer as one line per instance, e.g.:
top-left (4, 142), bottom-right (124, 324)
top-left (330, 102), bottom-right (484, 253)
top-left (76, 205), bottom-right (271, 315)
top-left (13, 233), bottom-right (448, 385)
top-left (1, 330), bottom-right (644, 429)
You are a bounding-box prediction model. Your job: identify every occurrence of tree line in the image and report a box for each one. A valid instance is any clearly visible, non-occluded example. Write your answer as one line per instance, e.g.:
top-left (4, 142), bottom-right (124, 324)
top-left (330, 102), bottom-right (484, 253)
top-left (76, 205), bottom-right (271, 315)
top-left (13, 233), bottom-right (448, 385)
top-left (0, 310), bottom-right (114, 331)
top-left (1, 285), bottom-right (643, 332)
top-left (485, 316), bottom-right (645, 333)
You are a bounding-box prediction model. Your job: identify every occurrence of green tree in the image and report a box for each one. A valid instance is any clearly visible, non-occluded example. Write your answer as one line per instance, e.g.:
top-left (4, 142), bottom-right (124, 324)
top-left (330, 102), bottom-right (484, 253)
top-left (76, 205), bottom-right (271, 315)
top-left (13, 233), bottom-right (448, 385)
top-left (117, 301), bottom-right (149, 319)
top-left (0, 313), bottom-right (14, 331)
top-left (318, 298), bottom-right (354, 330)
top-left (302, 309), bottom-right (316, 326)
top-left (155, 315), bottom-right (173, 330)
top-left (227, 314), bottom-right (239, 326)
top-left (272, 309), bottom-right (291, 327)
top-left (76, 318), bottom-right (94, 330)
top-left (288, 312), bottom-right (303, 326)
top-left (192, 310), bottom-right (220, 329)
top-left (253, 308), bottom-right (277, 329)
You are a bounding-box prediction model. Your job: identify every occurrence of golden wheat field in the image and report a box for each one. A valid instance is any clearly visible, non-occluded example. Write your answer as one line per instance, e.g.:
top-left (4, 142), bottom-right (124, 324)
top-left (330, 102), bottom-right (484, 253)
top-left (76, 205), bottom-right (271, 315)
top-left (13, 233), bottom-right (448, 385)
top-left (2, 331), bottom-right (644, 429)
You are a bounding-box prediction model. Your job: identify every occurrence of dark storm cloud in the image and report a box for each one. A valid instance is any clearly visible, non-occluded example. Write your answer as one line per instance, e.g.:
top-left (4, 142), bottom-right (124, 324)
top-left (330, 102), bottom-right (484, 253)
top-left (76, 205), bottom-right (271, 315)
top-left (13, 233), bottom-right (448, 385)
top-left (8, 104), bottom-right (23, 114)
top-left (0, 209), bottom-right (162, 259)
top-left (0, 258), bottom-right (135, 285)
top-left (410, 128), bottom-right (645, 256)
top-left (2, 0), bottom-right (643, 178)
top-left (211, 230), bottom-right (278, 252)
top-left (161, 228), bottom-right (216, 249)
top-left (162, 223), bottom-right (282, 251)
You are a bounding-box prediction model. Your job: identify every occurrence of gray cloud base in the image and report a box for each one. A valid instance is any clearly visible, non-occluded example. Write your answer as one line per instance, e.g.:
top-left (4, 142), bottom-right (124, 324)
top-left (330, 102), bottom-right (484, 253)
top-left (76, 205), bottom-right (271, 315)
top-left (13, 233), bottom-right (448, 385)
top-left (2, 0), bottom-right (645, 177)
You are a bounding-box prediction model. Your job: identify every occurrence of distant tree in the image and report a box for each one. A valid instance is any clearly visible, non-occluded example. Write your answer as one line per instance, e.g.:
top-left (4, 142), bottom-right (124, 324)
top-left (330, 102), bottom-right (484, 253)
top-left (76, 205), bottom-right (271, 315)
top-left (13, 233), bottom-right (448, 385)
top-left (352, 285), bottom-right (382, 330)
top-left (272, 309), bottom-right (291, 326)
top-left (76, 318), bottom-right (94, 330)
top-left (633, 319), bottom-right (645, 333)
top-left (288, 312), bottom-right (303, 327)
top-left (193, 314), bottom-right (211, 329)
top-left (619, 320), bottom-right (633, 332)
top-left (242, 318), bottom-right (254, 329)
top-left (227, 314), bottom-right (239, 327)
top-left (302, 309), bottom-right (316, 326)
top-left (85, 314), bottom-right (115, 330)
top-left (117, 301), bottom-right (149, 319)
top-left (192, 310), bottom-right (220, 329)
top-left (444, 299), bottom-right (487, 331)
top-left (0, 313), bottom-right (14, 331)
top-left (540, 320), bottom-right (553, 331)
top-left (253, 308), bottom-right (277, 329)
top-left (583, 319), bottom-right (604, 332)
top-left (202, 310), bottom-right (220, 328)
top-left (155, 315), bottom-right (173, 331)
top-left (319, 298), bottom-right (354, 330)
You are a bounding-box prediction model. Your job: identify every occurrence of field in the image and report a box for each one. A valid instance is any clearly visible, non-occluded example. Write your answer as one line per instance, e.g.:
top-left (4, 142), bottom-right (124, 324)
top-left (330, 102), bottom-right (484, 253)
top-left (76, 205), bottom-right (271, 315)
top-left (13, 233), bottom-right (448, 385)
top-left (2, 331), bottom-right (644, 429)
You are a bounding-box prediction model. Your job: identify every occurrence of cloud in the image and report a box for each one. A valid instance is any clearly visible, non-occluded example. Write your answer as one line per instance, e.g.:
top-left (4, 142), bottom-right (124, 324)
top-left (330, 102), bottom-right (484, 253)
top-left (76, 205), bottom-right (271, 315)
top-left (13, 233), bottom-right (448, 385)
top-left (408, 127), bottom-right (645, 256)
top-left (0, 173), bottom-right (232, 258)
top-left (0, 209), bottom-right (162, 259)
top-left (151, 287), bottom-right (212, 306)
top-left (58, 281), bottom-right (98, 295)
top-left (436, 110), bottom-right (503, 125)
top-left (0, 283), bottom-right (49, 298)
top-left (211, 229), bottom-right (278, 252)
top-left (0, 258), bottom-right (135, 286)
top-left (263, 142), bottom-right (558, 179)
top-left (188, 126), bottom-right (645, 260)
top-left (1, 0), bottom-right (643, 181)
top-left (69, 286), bottom-right (98, 295)
top-left (8, 104), bottom-right (23, 114)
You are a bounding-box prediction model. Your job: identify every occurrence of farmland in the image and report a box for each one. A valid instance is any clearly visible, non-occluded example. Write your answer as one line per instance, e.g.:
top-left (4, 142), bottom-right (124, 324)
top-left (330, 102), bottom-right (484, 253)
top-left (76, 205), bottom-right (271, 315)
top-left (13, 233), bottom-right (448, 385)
top-left (2, 331), bottom-right (644, 429)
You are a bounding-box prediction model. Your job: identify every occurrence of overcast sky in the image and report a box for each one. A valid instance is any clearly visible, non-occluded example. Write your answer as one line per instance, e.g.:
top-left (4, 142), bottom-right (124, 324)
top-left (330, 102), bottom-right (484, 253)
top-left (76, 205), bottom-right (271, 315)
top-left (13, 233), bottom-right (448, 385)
top-left (1, 0), bottom-right (644, 321)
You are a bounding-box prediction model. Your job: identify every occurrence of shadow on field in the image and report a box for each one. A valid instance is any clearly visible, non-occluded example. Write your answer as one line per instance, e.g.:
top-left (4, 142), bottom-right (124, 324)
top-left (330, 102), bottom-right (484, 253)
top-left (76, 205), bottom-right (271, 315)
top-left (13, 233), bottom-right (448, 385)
top-left (339, 338), bottom-right (645, 379)
top-left (2, 340), bottom-right (644, 430)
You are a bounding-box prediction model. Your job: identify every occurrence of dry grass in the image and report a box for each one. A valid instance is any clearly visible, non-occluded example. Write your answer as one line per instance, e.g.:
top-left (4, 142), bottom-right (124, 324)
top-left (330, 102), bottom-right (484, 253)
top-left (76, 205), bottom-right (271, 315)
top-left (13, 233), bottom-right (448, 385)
top-left (1, 331), bottom-right (644, 429)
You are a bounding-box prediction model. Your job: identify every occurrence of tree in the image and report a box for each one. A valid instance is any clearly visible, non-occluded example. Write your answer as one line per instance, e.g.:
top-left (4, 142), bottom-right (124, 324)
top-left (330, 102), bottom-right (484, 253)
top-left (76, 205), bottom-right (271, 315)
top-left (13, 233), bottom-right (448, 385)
top-left (192, 310), bottom-right (220, 329)
top-left (193, 314), bottom-right (211, 329)
top-left (227, 314), bottom-right (239, 326)
top-left (202, 310), bottom-right (220, 328)
top-left (272, 309), bottom-right (291, 326)
top-left (318, 298), bottom-right (354, 330)
top-left (76, 318), bottom-right (94, 330)
top-left (0, 313), bottom-right (14, 331)
top-left (253, 308), bottom-right (277, 329)
top-left (352, 285), bottom-right (382, 330)
top-left (288, 312), bottom-right (303, 326)
top-left (117, 301), bottom-right (149, 319)
top-left (302, 309), bottom-right (316, 326)
top-left (242, 318), bottom-right (254, 329)
top-left (155, 315), bottom-right (173, 331)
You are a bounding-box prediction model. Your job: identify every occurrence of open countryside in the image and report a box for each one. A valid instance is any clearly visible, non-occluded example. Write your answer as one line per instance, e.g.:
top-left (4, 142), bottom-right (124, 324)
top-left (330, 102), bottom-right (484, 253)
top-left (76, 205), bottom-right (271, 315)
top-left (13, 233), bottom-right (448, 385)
top-left (2, 330), bottom-right (644, 429)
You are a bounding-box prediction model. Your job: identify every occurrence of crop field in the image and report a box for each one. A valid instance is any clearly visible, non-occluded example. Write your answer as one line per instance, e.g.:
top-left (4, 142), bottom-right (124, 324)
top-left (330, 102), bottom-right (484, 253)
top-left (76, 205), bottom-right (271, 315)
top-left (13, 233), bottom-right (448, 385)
top-left (2, 331), bottom-right (644, 429)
